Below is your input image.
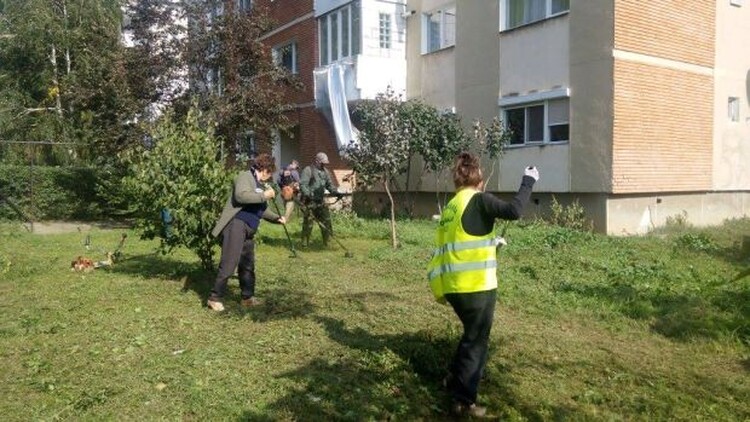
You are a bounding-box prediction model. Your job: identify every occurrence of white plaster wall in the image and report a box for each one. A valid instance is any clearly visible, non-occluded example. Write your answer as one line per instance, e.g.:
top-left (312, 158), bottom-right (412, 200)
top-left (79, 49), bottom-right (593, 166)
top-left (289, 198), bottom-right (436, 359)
top-left (406, 0), bottom-right (456, 109)
top-left (356, 55), bottom-right (407, 98)
top-left (499, 15), bottom-right (569, 97)
top-left (419, 50), bottom-right (456, 110)
top-left (356, 0), bottom-right (407, 98)
top-left (496, 144), bottom-right (570, 192)
top-left (713, 1), bottom-right (750, 190)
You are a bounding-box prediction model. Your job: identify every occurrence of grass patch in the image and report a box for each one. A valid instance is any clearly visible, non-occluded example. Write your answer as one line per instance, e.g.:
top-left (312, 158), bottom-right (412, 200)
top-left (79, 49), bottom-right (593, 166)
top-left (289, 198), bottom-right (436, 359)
top-left (0, 217), bottom-right (748, 420)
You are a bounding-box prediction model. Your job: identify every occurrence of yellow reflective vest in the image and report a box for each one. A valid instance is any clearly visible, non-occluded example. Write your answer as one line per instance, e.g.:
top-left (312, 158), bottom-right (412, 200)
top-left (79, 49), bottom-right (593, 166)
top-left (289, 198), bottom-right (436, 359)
top-left (427, 188), bottom-right (499, 302)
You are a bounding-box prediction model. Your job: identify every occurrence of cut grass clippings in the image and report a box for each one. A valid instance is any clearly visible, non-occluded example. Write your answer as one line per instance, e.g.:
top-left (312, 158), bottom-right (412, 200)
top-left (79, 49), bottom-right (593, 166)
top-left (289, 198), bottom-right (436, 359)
top-left (0, 216), bottom-right (748, 421)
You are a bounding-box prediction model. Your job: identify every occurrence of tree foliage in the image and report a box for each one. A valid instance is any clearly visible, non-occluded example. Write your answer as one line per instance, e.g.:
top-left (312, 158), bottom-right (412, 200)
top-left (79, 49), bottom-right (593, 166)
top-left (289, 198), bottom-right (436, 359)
top-left (347, 88), bottom-right (409, 247)
top-left (126, 0), bottom-right (300, 161)
top-left (347, 88), bottom-right (511, 248)
top-left (0, 0), bottom-right (141, 164)
top-left (122, 106), bottom-right (233, 270)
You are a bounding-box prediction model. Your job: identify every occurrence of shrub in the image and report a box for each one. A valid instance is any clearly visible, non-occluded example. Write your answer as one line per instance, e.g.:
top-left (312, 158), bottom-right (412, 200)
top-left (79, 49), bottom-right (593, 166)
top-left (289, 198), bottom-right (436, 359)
top-left (674, 232), bottom-right (718, 253)
top-left (0, 165), bottom-right (107, 220)
top-left (121, 107), bottom-right (233, 270)
top-left (549, 195), bottom-right (590, 231)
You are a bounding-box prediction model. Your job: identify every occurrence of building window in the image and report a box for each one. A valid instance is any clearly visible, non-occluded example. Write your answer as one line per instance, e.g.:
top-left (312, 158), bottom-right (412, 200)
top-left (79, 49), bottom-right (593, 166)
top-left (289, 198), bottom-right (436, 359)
top-left (379, 13), bottom-right (392, 49)
top-left (238, 0), bottom-right (252, 12)
top-left (504, 98), bottom-right (569, 145)
top-left (422, 6), bottom-right (456, 54)
top-left (319, 1), bottom-right (361, 66)
top-left (505, 0), bottom-right (569, 30)
top-left (729, 97), bottom-right (740, 122)
top-left (273, 42), bottom-right (298, 74)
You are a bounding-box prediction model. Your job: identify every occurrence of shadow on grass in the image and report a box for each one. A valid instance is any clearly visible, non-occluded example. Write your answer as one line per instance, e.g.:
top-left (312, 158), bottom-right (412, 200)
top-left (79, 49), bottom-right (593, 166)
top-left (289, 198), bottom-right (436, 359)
top-left (110, 254), bottom-right (319, 323)
top-left (554, 279), bottom-right (750, 345)
top-left (110, 252), bottom-right (212, 300)
top-left (238, 315), bottom-right (456, 420)
top-left (239, 315), bottom-right (572, 421)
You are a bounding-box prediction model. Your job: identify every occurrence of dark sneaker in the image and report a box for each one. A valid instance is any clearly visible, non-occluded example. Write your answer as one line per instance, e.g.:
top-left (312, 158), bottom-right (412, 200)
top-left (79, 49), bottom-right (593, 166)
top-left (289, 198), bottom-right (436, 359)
top-left (241, 297), bottom-right (263, 308)
top-left (207, 299), bottom-right (225, 312)
top-left (452, 402), bottom-right (487, 418)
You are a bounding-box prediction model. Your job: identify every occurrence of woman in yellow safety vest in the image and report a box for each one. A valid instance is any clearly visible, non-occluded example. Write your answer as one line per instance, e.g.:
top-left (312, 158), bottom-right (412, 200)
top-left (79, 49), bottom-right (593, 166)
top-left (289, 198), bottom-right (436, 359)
top-left (427, 152), bottom-right (538, 417)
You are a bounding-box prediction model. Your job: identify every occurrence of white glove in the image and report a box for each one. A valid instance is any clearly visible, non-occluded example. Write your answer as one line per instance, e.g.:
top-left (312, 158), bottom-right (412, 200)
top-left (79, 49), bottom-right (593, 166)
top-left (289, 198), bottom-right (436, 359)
top-left (524, 166), bottom-right (539, 181)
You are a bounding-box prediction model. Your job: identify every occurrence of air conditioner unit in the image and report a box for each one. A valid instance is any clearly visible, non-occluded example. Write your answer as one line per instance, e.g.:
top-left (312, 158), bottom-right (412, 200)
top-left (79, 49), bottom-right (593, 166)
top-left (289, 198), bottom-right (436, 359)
top-left (730, 0), bottom-right (743, 7)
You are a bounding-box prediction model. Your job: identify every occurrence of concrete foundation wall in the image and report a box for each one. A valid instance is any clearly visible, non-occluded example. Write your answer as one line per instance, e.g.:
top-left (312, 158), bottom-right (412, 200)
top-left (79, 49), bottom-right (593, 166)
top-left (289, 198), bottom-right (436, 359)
top-left (606, 191), bottom-right (750, 235)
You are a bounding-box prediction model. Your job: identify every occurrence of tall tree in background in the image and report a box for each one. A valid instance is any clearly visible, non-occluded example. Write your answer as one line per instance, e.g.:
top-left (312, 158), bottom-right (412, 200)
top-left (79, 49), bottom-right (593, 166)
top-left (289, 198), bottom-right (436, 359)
top-left (185, 0), bottom-right (300, 161)
top-left (0, 0), bottom-right (139, 164)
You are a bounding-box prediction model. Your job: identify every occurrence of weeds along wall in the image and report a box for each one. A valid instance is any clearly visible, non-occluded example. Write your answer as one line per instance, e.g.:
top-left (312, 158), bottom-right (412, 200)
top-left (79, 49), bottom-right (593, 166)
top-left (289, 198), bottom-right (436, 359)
top-left (0, 165), bottom-right (109, 221)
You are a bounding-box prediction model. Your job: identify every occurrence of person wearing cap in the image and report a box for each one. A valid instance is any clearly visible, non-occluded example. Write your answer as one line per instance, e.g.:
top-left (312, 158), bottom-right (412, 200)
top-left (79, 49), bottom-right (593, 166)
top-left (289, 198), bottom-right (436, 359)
top-left (276, 159), bottom-right (300, 220)
top-left (298, 152), bottom-right (343, 247)
top-left (207, 153), bottom-right (287, 312)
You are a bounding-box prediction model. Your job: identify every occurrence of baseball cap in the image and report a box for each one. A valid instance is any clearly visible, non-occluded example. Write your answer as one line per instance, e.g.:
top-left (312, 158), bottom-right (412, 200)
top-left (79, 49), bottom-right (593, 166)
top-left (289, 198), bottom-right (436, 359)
top-left (315, 152), bottom-right (329, 164)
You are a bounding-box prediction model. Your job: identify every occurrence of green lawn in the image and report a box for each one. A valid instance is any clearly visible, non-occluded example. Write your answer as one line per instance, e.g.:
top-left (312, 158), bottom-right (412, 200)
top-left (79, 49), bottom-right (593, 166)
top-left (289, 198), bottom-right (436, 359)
top-left (0, 216), bottom-right (748, 421)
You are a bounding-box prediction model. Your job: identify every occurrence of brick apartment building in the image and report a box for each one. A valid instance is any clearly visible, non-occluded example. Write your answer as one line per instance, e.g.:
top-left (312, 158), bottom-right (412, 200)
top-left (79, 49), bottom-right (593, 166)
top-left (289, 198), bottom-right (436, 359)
top-left (406, 0), bottom-right (750, 234)
top-left (259, 0), bottom-right (407, 187)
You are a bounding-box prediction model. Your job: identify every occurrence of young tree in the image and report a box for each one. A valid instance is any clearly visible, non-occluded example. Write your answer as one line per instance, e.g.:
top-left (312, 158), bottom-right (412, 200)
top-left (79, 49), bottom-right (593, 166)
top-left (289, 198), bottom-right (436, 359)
top-left (122, 106), bottom-right (232, 270)
top-left (473, 117), bottom-right (511, 191)
top-left (346, 88), bottom-right (410, 248)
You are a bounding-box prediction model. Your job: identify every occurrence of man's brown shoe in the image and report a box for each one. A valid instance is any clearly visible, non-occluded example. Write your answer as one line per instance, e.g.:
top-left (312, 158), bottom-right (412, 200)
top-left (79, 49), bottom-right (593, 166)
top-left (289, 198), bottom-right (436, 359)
top-left (241, 297), bottom-right (263, 308)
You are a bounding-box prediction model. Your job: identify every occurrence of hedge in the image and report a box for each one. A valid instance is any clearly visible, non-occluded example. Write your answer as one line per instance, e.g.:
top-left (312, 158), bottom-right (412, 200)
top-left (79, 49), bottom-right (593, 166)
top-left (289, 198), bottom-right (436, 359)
top-left (0, 165), bottom-right (108, 221)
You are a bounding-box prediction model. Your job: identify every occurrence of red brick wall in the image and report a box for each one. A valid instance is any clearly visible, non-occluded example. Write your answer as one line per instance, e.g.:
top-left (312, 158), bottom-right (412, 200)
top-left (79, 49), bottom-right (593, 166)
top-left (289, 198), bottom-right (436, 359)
top-left (258, 0), bottom-right (347, 175)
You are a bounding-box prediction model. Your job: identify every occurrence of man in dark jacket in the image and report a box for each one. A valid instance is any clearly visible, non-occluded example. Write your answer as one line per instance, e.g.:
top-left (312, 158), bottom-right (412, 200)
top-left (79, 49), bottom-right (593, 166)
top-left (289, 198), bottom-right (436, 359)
top-left (299, 152), bottom-right (342, 246)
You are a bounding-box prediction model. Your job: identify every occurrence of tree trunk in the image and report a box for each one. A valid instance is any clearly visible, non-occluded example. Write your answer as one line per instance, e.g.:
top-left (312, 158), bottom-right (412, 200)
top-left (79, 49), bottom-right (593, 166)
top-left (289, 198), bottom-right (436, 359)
top-left (63, 0), bottom-right (71, 75)
top-left (50, 44), bottom-right (63, 117)
top-left (384, 179), bottom-right (398, 248)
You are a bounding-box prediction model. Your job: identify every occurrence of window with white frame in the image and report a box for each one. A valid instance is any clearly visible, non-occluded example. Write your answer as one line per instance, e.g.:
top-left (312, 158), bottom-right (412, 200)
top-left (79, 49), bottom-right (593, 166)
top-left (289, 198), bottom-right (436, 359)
top-left (505, 0), bottom-right (569, 30)
top-left (422, 6), bottom-right (456, 54)
top-left (273, 42), bottom-right (298, 74)
top-left (504, 98), bottom-right (569, 145)
top-left (319, 1), bottom-right (361, 66)
top-left (379, 13), bottom-right (392, 49)
top-left (729, 97), bottom-right (740, 122)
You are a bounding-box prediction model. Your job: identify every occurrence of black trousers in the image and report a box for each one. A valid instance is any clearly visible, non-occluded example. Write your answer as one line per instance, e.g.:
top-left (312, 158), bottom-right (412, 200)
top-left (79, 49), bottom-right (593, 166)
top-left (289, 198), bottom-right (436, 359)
top-left (210, 218), bottom-right (257, 301)
top-left (445, 289), bottom-right (497, 405)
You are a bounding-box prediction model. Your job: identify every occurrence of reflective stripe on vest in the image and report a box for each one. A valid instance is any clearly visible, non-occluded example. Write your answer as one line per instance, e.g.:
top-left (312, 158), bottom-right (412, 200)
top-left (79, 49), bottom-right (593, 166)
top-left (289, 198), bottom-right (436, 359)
top-left (426, 188), bottom-right (498, 301)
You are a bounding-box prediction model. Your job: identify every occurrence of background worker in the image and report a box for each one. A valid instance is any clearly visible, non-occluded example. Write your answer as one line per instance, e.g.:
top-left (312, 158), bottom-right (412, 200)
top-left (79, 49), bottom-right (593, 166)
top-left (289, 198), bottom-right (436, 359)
top-left (298, 152), bottom-right (343, 247)
top-left (276, 159), bottom-right (300, 220)
top-left (427, 152), bottom-right (538, 417)
top-left (207, 153), bottom-right (286, 312)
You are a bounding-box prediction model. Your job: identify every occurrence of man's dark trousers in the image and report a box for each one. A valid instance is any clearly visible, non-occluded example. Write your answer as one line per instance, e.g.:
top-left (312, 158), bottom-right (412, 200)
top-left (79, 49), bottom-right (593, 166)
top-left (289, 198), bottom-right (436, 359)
top-left (445, 289), bottom-right (497, 405)
top-left (210, 218), bottom-right (257, 301)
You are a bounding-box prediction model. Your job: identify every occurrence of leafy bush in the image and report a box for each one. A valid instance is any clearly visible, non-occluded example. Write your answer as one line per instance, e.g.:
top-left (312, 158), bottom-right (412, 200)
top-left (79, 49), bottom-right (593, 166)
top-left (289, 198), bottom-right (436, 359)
top-left (674, 232), bottom-right (718, 253)
top-left (0, 165), bottom-right (108, 220)
top-left (122, 107), bottom-right (233, 270)
top-left (665, 211), bottom-right (691, 230)
top-left (549, 196), bottom-right (591, 231)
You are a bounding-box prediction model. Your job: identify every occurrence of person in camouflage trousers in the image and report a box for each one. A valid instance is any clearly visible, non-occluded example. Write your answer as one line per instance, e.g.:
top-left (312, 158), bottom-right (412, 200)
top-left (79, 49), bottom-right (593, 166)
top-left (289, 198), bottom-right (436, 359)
top-left (299, 152), bottom-right (343, 246)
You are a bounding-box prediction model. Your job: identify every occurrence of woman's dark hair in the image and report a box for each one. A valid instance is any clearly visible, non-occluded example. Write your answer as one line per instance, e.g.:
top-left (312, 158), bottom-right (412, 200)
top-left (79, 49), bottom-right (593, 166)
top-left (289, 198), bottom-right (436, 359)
top-left (452, 152), bottom-right (483, 189)
top-left (252, 153), bottom-right (276, 173)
